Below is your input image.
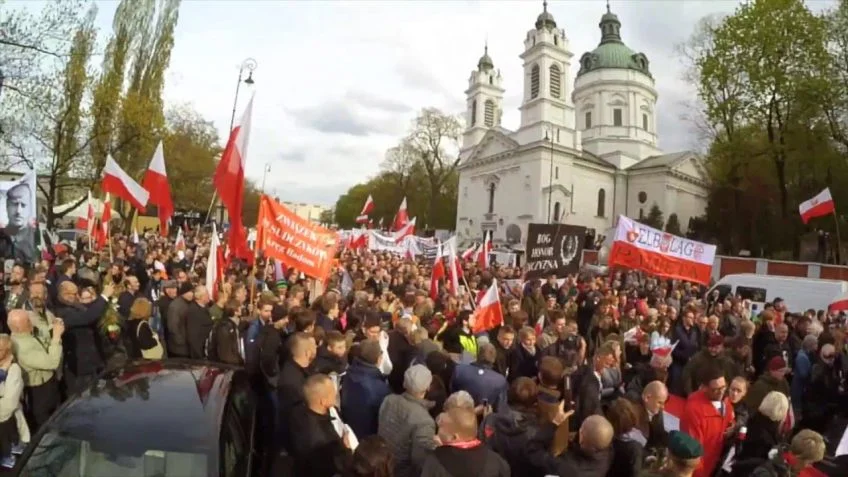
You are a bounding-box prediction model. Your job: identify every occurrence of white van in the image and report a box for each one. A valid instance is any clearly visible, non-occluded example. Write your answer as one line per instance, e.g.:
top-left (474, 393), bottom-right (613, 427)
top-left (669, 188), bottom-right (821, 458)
top-left (708, 273), bottom-right (848, 314)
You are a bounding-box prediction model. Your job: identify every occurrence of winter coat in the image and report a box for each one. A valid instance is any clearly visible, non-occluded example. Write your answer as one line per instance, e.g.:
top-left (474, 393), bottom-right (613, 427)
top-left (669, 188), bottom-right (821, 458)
top-left (609, 436), bottom-right (643, 477)
top-left (730, 412), bottom-right (783, 477)
top-left (340, 358), bottom-right (390, 439)
top-left (377, 393), bottom-right (436, 477)
top-left (185, 302), bottom-right (213, 360)
top-left (288, 404), bottom-right (351, 477)
top-left (745, 374), bottom-right (790, 413)
top-left (165, 296), bottom-right (191, 357)
top-left (479, 408), bottom-right (542, 477)
top-left (53, 296), bottom-right (109, 376)
top-left (451, 362), bottom-right (508, 411)
top-left (420, 443), bottom-right (510, 477)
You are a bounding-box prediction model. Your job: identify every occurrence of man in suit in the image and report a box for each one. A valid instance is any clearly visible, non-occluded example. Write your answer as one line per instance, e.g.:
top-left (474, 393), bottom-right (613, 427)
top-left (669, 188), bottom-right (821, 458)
top-left (574, 342), bottom-right (616, 428)
top-left (638, 380), bottom-right (670, 453)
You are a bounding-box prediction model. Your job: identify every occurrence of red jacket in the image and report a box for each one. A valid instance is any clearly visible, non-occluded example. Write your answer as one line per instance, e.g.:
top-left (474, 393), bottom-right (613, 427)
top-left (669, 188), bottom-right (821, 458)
top-left (681, 389), bottom-right (734, 477)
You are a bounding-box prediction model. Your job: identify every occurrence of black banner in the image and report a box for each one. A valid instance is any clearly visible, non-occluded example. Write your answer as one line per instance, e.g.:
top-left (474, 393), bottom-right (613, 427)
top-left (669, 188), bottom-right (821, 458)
top-left (525, 223), bottom-right (586, 279)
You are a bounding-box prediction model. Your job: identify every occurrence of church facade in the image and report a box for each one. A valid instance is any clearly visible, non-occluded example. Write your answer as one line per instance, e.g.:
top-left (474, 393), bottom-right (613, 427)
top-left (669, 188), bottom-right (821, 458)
top-left (455, 3), bottom-right (708, 246)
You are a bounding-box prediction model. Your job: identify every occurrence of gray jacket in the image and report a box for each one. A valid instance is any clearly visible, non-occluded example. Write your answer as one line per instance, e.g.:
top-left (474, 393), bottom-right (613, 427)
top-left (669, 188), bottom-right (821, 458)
top-left (166, 297), bottom-right (191, 357)
top-left (378, 393), bottom-right (436, 477)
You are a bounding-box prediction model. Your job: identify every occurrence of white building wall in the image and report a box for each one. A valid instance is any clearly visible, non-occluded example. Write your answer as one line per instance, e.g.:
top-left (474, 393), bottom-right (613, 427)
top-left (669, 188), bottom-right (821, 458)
top-left (567, 164), bottom-right (616, 232)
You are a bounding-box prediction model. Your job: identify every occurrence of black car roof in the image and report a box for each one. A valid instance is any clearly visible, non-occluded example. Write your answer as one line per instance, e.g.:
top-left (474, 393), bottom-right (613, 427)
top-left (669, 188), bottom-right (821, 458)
top-left (44, 360), bottom-right (239, 456)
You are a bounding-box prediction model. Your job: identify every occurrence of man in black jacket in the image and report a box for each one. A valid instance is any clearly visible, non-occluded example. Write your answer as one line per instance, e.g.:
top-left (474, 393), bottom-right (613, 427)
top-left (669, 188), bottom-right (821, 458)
top-left (575, 342), bottom-right (616, 429)
top-left (53, 280), bottom-right (113, 395)
top-left (289, 374), bottom-right (352, 477)
top-left (208, 300), bottom-right (245, 365)
top-left (421, 406), bottom-right (510, 477)
top-left (185, 285), bottom-right (213, 359)
top-left (166, 282), bottom-right (194, 358)
top-left (278, 332), bottom-right (316, 453)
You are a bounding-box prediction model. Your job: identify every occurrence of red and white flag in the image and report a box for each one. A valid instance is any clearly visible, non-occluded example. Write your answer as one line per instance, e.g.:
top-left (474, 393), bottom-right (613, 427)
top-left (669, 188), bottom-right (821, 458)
top-left (392, 197), bottom-right (409, 231)
top-left (102, 155), bottom-right (149, 211)
top-left (441, 237), bottom-right (461, 295)
top-left (799, 187), bottom-right (835, 224)
top-left (477, 232), bottom-right (492, 269)
top-left (472, 279), bottom-right (504, 334)
top-left (830, 292), bottom-right (848, 312)
top-left (534, 315), bottom-right (545, 335)
top-left (142, 140), bottom-right (174, 236)
top-left (430, 254), bottom-right (446, 300)
top-left (214, 94), bottom-right (254, 260)
top-left (461, 243), bottom-right (478, 261)
top-left (75, 191), bottom-right (96, 236)
top-left (356, 195), bottom-right (375, 224)
top-left (393, 217), bottom-right (416, 243)
top-left (131, 228), bottom-right (139, 244)
top-left (96, 193), bottom-right (112, 250)
top-left (206, 223), bottom-right (224, 299)
top-left (175, 227), bottom-right (186, 251)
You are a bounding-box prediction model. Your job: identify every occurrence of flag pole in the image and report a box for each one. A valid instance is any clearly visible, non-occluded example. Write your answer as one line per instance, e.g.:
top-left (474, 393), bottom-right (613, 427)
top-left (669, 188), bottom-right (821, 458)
top-left (834, 209), bottom-right (843, 265)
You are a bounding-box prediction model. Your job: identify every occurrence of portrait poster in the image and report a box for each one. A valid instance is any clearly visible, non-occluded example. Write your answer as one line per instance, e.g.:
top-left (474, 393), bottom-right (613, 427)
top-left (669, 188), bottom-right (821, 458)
top-left (0, 171), bottom-right (38, 263)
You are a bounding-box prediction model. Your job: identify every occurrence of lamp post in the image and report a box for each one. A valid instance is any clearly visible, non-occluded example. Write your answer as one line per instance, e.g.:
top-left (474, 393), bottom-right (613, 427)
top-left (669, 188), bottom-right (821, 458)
top-left (261, 163), bottom-right (271, 193)
top-left (214, 58), bottom-right (258, 224)
top-left (545, 129), bottom-right (555, 223)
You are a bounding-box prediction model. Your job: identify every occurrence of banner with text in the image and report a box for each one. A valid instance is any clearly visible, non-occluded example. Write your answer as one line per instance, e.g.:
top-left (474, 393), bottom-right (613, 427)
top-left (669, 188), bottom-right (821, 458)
top-left (608, 215), bottom-right (716, 285)
top-left (257, 195), bottom-right (338, 282)
top-left (525, 223), bottom-right (586, 279)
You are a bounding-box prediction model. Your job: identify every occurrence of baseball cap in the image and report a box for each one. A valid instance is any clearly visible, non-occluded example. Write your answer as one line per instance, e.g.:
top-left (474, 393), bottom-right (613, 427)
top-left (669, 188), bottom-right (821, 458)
top-left (767, 356), bottom-right (789, 372)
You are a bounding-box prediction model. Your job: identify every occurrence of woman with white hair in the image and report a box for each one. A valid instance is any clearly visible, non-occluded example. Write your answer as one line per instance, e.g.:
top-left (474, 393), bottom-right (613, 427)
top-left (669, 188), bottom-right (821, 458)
top-left (729, 391), bottom-right (789, 477)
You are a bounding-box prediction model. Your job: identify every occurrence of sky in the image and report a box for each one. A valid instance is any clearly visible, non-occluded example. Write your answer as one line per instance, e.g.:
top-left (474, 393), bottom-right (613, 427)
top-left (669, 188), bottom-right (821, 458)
top-left (25, 0), bottom-right (838, 206)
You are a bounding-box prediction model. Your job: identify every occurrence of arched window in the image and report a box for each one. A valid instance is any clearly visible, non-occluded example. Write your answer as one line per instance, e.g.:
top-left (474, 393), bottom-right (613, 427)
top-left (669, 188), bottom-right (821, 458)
top-left (597, 189), bottom-right (606, 217)
top-left (553, 202), bottom-right (561, 222)
top-left (484, 100), bottom-right (495, 127)
top-left (530, 64), bottom-right (540, 99)
top-left (488, 183), bottom-right (496, 214)
top-left (549, 64), bottom-right (561, 99)
top-left (471, 100), bottom-right (477, 126)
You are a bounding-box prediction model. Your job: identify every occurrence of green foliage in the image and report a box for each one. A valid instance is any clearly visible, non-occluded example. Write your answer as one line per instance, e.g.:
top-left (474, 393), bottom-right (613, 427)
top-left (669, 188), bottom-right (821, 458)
top-left (334, 108), bottom-right (461, 230)
top-left (162, 105), bottom-right (221, 211)
top-left (665, 213), bottom-right (682, 236)
top-left (641, 204), bottom-right (664, 230)
top-left (683, 0), bottom-right (848, 257)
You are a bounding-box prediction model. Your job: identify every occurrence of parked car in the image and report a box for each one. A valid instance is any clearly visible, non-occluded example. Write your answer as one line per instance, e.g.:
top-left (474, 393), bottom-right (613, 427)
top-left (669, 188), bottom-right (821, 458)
top-left (15, 360), bottom-right (262, 476)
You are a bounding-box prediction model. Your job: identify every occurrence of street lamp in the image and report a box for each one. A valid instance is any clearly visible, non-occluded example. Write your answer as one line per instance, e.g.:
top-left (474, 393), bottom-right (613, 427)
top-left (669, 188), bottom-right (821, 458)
top-left (216, 58), bottom-right (258, 224)
top-left (545, 129), bottom-right (555, 223)
top-left (261, 163), bottom-right (271, 193)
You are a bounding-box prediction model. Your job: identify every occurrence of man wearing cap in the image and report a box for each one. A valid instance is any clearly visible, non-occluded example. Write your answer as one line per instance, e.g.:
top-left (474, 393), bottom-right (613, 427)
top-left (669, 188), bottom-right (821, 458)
top-left (745, 355), bottom-right (791, 412)
top-left (378, 364), bottom-right (437, 477)
top-left (640, 430), bottom-right (703, 477)
top-left (682, 334), bottom-right (735, 396)
top-left (165, 282), bottom-right (194, 358)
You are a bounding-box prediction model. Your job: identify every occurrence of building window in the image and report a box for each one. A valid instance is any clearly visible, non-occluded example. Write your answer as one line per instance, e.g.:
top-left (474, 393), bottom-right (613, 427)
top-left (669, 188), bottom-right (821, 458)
top-left (554, 35), bottom-right (558, 46)
top-left (553, 202), bottom-right (561, 222)
top-left (489, 75), bottom-right (493, 85)
top-left (585, 111), bottom-right (592, 129)
top-left (484, 100), bottom-right (495, 127)
top-left (638, 191), bottom-right (647, 204)
top-left (555, 167), bottom-right (559, 179)
top-left (556, 129), bottom-right (560, 142)
top-left (549, 64), bottom-right (561, 99)
top-left (471, 100), bottom-right (477, 126)
top-left (597, 188), bottom-right (606, 217)
top-left (530, 64), bottom-right (540, 99)
top-left (642, 113), bottom-right (648, 130)
top-left (488, 183), bottom-right (496, 214)
top-left (613, 109), bottom-right (623, 126)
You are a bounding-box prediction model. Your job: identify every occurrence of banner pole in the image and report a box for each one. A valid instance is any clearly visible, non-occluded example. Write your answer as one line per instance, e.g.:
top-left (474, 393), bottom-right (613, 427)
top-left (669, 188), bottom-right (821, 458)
top-left (248, 195), bottom-right (265, 306)
top-left (834, 209), bottom-right (843, 265)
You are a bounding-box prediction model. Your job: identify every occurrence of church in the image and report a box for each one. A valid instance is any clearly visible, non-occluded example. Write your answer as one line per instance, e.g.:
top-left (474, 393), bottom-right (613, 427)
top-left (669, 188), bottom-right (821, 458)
top-left (455, 2), bottom-right (708, 246)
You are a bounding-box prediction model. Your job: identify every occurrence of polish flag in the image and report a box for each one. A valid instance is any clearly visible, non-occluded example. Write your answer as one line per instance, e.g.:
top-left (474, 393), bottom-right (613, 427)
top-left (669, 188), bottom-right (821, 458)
top-left (430, 255), bottom-right (446, 300)
top-left (800, 187), bottom-right (836, 224)
top-left (96, 193), bottom-right (112, 250)
top-left (461, 243), bottom-right (478, 261)
top-left (75, 191), bottom-right (96, 236)
top-left (175, 227), bottom-right (186, 251)
top-left (214, 94), bottom-right (254, 260)
top-left (356, 195), bottom-right (375, 224)
top-left (534, 315), bottom-right (545, 335)
top-left (477, 232), bottom-right (492, 269)
top-left (392, 197), bottom-right (409, 231)
top-left (102, 155), bottom-right (149, 211)
top-left (206, 223), bottom-right (223, 298)
top-left (441, 238), bottom-right (461, 295)
top-left (472, 279), bottom-right (504, 334)
top-left (131, 228), bottom-right (139, 244)
top-left (662, 393), bottom-right (687, 432)
top-left (830, 292), bottom-right (848, 312)
top-left (142, 140), bottom-right (174, 236)
top-left (393, 217), bottom-right (416, 243)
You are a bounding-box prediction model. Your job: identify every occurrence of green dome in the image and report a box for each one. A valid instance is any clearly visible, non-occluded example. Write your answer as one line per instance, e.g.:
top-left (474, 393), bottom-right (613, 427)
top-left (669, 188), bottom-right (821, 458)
top-left (535, 1), bottom-right (557, 30)
top-left (576, 7), bottom-right (652, 78)
top-left (477, 45), bottom-right (494, 71)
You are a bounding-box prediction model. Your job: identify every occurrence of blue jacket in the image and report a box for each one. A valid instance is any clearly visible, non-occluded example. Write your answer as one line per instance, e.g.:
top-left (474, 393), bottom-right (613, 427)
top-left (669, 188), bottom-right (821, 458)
top-left (671, 323), bottom-right (700, 366)
top-left (340, 359), bottom-right (391, 438)
top-left (792, 349), bottom-right (813, 406)
top-left (451, 362), bottom-right (508, 411)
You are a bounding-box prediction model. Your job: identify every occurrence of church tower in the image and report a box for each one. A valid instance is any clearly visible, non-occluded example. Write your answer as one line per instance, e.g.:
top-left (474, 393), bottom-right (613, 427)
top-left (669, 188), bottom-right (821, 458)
top-left (461, 45), bottom-right (505, 152)
top-left (517, 1), bottom-right (578, 148)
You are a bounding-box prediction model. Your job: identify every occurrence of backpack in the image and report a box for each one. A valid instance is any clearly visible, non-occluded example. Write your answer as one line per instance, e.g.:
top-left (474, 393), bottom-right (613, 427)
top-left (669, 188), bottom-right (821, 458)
top-left (205, 319), bottom-right (234, 362)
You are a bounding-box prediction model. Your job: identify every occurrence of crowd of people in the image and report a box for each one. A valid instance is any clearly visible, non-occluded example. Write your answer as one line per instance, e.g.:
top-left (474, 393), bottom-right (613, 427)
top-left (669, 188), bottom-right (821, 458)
top-left (0, 226), bottom-right (842, 477)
